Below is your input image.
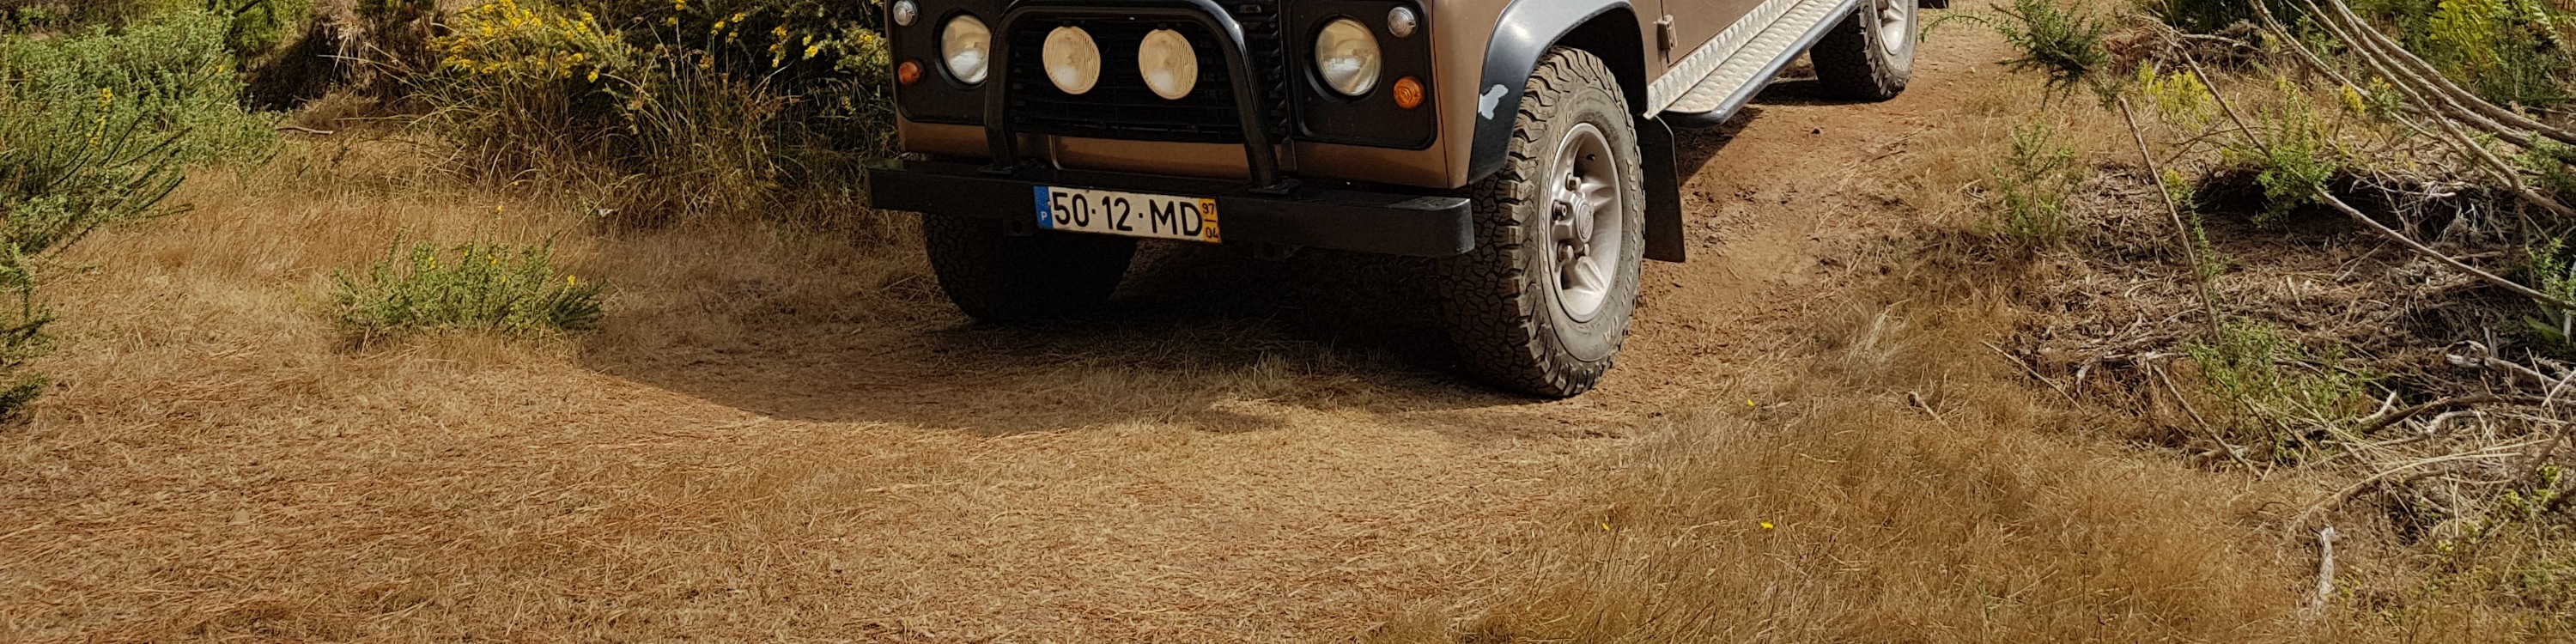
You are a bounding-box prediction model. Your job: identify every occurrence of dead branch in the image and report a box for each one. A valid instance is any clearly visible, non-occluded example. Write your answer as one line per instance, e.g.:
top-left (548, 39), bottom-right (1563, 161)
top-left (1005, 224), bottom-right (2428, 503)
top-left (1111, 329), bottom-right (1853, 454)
top-left (2351, 394), bottom-right (2548, 434)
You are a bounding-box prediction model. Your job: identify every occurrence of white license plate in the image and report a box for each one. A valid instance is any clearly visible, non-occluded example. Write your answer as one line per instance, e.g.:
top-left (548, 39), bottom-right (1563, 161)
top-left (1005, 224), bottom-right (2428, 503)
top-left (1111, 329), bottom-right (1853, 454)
top-left (1032, 185), bottom-right (1221, 242)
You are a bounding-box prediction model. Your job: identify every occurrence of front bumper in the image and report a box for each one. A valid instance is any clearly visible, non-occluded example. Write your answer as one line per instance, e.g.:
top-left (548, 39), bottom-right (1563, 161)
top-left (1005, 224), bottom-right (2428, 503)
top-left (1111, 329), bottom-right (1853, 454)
top-left (866, 160), bottom-right (1474, 258)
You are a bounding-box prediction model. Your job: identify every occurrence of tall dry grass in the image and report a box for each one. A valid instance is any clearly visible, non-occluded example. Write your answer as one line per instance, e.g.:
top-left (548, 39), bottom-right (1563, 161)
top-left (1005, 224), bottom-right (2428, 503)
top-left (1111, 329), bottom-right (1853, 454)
top-left (1370, 254), bottom-right (2330, 641)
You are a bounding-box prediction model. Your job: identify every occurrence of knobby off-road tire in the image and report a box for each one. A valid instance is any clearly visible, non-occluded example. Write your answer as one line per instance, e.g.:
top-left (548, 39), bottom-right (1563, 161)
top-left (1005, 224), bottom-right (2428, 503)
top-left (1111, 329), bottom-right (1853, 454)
top-left (1812, 0), bottom-right (1917, 100)
top-left (921, 216), bottom-right (1136, 323)
top-left (1436, 47), bottom-right (1646, 398)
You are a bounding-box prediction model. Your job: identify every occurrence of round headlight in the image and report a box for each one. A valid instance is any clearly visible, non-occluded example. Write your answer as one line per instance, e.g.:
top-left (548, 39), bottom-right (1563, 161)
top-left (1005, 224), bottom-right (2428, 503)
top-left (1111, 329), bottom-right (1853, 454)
top-left (1042, 26), bottom-right (1102, 94)
top-left (939, 15), bottom-right (990, 84)
top-left (1138, 28), bottom-right (1200, 100)
top-left (1314, 18), bottom-right (1382, 96)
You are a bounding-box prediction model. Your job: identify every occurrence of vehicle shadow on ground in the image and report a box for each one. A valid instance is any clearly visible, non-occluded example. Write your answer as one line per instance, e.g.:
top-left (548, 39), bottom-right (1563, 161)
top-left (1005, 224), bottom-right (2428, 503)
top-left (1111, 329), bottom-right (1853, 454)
top-left (580, 240), bottom-right (1552, 437)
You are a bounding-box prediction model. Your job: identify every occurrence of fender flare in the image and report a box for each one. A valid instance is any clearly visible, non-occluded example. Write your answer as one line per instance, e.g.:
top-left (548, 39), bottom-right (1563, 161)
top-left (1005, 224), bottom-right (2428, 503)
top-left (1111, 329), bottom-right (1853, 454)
top-left (1467, 0), bottom-right (1635, 182)
top-left (1468, 0), bottom-right (1686, 261)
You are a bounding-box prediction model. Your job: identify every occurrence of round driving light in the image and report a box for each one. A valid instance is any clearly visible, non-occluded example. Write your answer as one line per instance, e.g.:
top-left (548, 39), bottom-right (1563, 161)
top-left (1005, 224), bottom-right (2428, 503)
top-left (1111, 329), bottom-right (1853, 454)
top-left (897, 59), bottom-right (923, 86)
top-left (1138, 28), bottom-right (1200, 100)
top-left (1042, 26), bottom-right (1102, 94)
top-left (1387, 6), bottom-right (1417, 38)
top-left (939, 15), bottom-right (990, 84)
top-left (1314, 18), bottom-right (1382, 96)
top-left (892, 0), bottom-right (917, 27)
top-left (1392, 76), bottom-right (1424, 109)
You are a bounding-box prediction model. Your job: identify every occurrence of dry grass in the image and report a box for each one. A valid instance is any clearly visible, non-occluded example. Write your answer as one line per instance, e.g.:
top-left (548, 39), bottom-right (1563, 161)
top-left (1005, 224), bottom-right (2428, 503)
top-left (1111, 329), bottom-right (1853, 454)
top-left (1, 131), bottom-right (1548, 641)
top-left (1368, 252), bottom-right (2324, 641)
top-left (9, 8), bottom-right (2565, 640)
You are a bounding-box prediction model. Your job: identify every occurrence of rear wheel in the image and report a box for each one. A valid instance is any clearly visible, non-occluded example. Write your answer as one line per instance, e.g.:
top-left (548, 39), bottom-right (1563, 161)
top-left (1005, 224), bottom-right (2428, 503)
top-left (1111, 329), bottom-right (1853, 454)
top-left (1436, 47), bottom-right (1645, 398)
top-left (922, 216), bottom-right (1136, 323)
top-left (1812, 0), bottom-right (1917, 100)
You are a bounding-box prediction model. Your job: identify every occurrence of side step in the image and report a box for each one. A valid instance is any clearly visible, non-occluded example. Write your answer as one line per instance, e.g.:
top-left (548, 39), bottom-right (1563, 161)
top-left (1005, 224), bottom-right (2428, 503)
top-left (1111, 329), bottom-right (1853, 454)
top-left (1645, 0), bottom-right (1862, 121)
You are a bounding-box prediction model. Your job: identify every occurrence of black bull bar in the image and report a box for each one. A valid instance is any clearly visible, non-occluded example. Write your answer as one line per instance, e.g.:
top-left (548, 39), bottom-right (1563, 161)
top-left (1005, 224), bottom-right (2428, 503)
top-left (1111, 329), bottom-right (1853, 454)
top-left (866, 0), bottom-right (1476, 258)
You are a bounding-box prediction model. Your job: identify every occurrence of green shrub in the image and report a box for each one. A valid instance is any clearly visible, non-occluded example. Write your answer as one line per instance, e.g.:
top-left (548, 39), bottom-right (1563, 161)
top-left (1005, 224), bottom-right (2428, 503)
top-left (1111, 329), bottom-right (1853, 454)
top-left (1987, 123), bottom-right (2081, 247)
top-left (415, 0), bottom-right (894, 222)
top-left (331, 240), bottom-right (605, 344)
top-left (2353, 0), bottom-right (2574, 108)
top-left (2187, 320), bottom-right (2373, 462)
top-left (0, 9), bottom-right (276, 164)
top-left (0, 9), bottom-right (270, 420)
top-left (1964, 0), bottom-right (2116, 100)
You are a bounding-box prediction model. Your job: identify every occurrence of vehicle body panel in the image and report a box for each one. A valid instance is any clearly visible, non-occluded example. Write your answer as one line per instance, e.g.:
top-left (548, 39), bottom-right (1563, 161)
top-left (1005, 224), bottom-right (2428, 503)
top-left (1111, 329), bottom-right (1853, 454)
top-left (872, 0), bottom-right (1859, 262)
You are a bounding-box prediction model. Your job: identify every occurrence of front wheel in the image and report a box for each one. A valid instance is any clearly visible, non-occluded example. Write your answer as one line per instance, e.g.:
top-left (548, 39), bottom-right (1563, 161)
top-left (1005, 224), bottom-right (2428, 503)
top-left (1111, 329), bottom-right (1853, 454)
top-left (1436, 47), bottom-right (1646, 398)
top-left (1812, 0), bottom-right (1917, 100)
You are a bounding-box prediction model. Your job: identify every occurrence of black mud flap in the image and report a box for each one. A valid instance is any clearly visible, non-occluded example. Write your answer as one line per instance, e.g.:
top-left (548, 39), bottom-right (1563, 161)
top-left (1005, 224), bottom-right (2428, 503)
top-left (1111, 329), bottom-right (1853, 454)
top-left (1640, 115), bottom-right (1686, 263)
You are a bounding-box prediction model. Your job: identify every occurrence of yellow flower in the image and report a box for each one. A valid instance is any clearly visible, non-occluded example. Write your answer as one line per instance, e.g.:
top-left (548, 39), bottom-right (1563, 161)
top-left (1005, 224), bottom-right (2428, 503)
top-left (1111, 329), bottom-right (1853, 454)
top-left (567, 275), bottom-right (580, 285)
top-left (1759, 521), bottom-right (1774, 531)
top-left (587, 69), bottom-right (602, 82)
top-left (803, 45), bottom-right (821, 59)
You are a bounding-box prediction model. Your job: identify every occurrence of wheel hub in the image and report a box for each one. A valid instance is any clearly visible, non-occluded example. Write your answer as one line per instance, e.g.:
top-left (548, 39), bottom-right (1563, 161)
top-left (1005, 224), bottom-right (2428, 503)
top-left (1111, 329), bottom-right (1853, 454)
top-left (1875, 0), bottom-right (1915, 60)
top-left (1546, 123), bottom-right (1622, 322)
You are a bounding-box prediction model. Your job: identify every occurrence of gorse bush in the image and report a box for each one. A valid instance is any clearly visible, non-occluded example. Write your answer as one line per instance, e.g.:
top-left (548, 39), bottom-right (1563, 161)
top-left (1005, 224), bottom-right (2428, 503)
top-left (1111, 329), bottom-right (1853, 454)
top-left (1, 9), bottom-right (276, 163)
top-left (1987, 123), bottom-right (2081, 248)
top-left (1965, 0), bottom-right (2115, 100)
top-left (2187, 320), bottom-right (2374, 462)
top-left (0, 9), bottom-right (273, 419)
top-left (416, 0), bottom-right (894, 223)
top-left (2239, 100), bottom-right (2342, 222)
top-left (331, 240), bottom-right (605, 344)
top-left (2359, 0), bottom-right (2574, 107)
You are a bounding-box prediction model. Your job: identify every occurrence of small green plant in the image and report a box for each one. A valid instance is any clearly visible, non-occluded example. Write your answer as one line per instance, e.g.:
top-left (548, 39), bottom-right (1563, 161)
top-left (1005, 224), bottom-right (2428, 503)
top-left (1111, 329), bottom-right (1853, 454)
top-left (2518, 237), bottom-right (2576, 355)
top-left (1986, 123), bottom-right (2081, 247)
top-left (2186, 320), bottom-right (2373, 461)
top-left (331, 240), bottom-right (605, 344)
top-left (2221, 83), bottom-right (2343, 223)
top-left (2524, 139), bottom-right (2576, 200)
top-left (1945, 0), bottom-right (2114, 101)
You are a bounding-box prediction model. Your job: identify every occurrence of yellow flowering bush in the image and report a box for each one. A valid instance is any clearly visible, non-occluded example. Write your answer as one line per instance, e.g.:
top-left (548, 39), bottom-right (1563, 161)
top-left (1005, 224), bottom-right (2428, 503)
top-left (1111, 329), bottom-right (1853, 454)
top-left (434, 0), bottom-right (631, 84)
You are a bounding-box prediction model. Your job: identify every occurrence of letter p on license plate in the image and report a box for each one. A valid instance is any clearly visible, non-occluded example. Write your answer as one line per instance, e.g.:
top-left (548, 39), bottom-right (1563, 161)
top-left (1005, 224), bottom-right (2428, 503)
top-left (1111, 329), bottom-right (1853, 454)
top-left (1032, 185), bottom-right (1221, 243)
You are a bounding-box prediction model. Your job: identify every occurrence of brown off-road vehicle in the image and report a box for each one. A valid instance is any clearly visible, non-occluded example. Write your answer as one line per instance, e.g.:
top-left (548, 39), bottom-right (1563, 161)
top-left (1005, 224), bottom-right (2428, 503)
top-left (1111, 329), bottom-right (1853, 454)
top-left (866, 0), bottom-right (1930, 396)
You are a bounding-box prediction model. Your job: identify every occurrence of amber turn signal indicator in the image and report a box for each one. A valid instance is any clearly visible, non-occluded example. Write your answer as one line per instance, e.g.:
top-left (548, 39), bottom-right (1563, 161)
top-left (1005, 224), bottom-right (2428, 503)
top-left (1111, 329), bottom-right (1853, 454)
top-left (896, 59), bottom-right (924, 86)
top-left (1391, 76), bottom-right (1424, 109)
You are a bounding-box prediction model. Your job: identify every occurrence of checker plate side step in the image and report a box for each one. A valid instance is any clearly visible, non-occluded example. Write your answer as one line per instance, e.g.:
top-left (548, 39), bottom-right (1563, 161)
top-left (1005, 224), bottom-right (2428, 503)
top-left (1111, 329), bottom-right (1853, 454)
top-left (1645, 0), bottom-right (1862, 121)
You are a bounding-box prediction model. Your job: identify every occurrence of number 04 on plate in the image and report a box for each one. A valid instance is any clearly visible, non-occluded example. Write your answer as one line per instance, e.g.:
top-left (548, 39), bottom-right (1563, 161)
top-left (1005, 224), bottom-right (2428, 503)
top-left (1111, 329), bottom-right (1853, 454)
top-left (1033, 185), bottom-right (1221, 243)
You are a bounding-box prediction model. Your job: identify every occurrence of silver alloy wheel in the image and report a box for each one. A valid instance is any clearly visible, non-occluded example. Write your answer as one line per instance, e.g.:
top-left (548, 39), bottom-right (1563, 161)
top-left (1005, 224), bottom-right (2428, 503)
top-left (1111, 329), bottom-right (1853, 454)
top-left (1875, 0), bottom-right (1915, 59)
top-left (1547, 122), bottom-right (1625, 322)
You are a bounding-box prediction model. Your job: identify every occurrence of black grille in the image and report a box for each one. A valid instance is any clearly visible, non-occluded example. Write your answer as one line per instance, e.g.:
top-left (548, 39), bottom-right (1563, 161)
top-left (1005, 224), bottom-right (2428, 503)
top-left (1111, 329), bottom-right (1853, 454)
top-left (1005, 4), bottom-right (1292, 143)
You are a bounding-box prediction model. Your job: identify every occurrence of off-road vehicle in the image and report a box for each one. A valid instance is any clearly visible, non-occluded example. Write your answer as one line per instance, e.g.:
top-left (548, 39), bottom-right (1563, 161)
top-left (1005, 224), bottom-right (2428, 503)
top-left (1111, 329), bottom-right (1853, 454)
top-left (866, 0), bottom-right (1928, 396)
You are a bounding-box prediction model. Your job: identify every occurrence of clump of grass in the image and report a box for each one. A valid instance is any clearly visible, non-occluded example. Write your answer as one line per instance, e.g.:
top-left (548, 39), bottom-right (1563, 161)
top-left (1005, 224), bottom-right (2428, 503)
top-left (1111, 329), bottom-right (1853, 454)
top-left (2185, 320), bottom-right (2373, 462)
top-left (1986, 123), bottom-right (2081, 248)
top-left (331, 240), bottom-right (605, 344)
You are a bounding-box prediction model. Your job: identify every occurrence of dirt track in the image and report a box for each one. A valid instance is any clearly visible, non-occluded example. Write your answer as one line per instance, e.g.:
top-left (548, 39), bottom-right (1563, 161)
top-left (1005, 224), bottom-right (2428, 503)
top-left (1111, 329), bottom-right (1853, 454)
top-left (4, 21), bottom-right (2024, 644)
